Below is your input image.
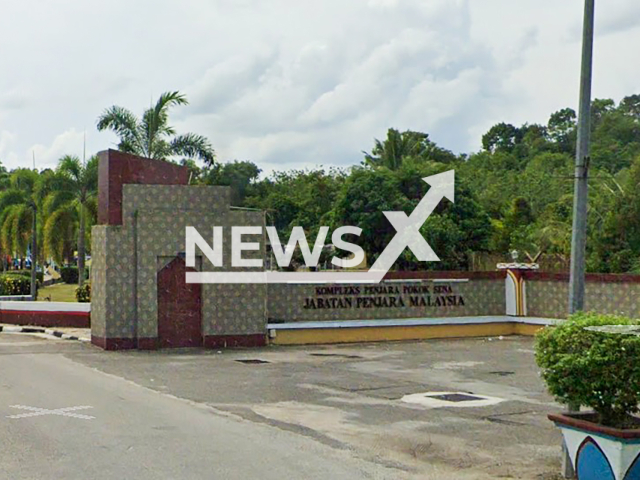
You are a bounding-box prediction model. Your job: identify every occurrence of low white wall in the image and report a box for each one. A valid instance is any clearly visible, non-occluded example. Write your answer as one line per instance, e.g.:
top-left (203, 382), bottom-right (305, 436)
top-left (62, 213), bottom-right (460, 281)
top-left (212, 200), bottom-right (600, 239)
top-left (0, 301), bottom-right (91, 312)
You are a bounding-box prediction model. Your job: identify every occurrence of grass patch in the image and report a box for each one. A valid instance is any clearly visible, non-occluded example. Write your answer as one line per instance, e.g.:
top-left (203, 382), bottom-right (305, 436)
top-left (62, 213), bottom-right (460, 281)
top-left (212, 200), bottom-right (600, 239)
top-left (38, 283), bottom-right (78, 302)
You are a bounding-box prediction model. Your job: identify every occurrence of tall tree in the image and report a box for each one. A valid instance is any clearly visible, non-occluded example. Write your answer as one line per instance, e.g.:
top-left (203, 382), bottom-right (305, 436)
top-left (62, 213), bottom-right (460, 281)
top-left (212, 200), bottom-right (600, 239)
top-left (43, 155), bottom-right (98, 286)
top-left (482, 123), bottom-right (522, 153)
top-left (0, 162), bottom-right (10, 190)
top-left (97, 91), bottom-right (216, 165)
top-left (331, 161), bottom-right (490, 271)
top-left (247, 168), bottom-right (344, 235)
top-left (202, 160), bottom-right (262, 206)
top-left (619, 94), bottom-right (640, 118)
top-left (0, 169), bottom-right (49, 297)
top-left (548, 108), bottom-right (577, 154)
top-left (364, 128), bottom-right (456, 170)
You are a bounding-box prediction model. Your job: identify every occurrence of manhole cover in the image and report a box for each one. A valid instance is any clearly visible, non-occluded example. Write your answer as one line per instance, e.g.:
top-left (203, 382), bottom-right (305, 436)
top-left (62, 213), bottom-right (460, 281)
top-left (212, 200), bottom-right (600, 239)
top-left (489, 371), bottom-right (515, 377)
top-left (309, 353), bottom-right (362, 359)
top-left (235, 359), bottom-right (270, 364)
top-left (426, 393), bottom-right (482, 403)
top-left (401, 391), bottom-right (505, 408)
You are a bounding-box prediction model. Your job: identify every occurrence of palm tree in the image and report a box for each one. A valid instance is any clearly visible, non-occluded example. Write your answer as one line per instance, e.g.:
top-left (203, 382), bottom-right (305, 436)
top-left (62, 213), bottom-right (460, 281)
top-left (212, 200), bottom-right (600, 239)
top-left (43, 155), bottom-right (98, 286)
top-left (363, 128), bottom-right (457, 170)
top-left (363, 129), bottom-right (431, 170)
top-left (0, 169), bottom-right (48, 298)
top-left (96, 91), bottom-right (215, 165)
top-left (0, 163), bottom-right (10, 190)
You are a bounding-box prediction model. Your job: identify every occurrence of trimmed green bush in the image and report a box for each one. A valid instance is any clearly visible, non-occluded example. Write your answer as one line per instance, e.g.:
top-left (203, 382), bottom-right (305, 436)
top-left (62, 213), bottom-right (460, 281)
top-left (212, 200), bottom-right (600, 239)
top-left (60, 267), bottom-right (89, 284)
top-left (535, 312), bottom-right (640, 428)
top-left (0, 274), bottom-right (32, 295)
top-left (61, 266), bottom-right (78, 284)
top-left (5, 269), bottom-right (43, 283)
top-left (76, 282), bottom-right (91, 303)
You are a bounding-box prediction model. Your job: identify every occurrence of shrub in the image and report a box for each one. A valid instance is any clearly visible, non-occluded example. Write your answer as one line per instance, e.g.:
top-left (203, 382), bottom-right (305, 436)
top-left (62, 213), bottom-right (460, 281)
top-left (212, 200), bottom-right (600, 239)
top-left (76, 283), bottom-right (91, 303)
top-left (5, 269), bottom-right (43, 283)
top-left (60, 267), bottom-right (89, 284)
top-left (535, 312), bottom-right (640, 428)
top-left (61, 266), bottom-right (78, 284)
top-left (0, 274), bottom-right (32, 295)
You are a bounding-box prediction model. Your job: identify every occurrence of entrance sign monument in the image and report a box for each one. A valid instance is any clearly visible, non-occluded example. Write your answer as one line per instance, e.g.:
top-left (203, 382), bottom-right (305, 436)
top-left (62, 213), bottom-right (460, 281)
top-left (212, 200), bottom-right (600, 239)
top-left (90, 150), bottom-right (506, 350)
top-left (91, 149), bottom-right (640, 351)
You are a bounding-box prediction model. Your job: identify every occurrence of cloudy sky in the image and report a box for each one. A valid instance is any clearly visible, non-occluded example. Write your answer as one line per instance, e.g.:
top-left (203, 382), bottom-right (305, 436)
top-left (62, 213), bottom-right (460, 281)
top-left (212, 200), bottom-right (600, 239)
top-left (1, 0), bottom-right (639, 174)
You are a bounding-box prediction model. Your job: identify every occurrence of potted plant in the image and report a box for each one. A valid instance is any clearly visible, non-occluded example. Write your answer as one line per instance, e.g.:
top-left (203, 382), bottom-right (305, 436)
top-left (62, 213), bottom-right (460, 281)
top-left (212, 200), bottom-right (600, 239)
top-left (535, 312), bottom-right (640, 480)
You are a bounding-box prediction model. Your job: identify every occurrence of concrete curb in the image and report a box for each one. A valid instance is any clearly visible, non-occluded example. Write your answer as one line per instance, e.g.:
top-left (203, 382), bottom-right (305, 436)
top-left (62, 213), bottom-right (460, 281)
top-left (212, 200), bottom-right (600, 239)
top-left (0, 325), bottom-right (90, 343)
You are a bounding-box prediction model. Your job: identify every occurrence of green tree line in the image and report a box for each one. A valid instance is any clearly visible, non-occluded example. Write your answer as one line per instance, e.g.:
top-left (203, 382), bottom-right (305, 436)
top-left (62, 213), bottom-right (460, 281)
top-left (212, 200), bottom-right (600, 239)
top-left (3, 92), bottom-right (640, 287)
top-left (197, 94), bottom-right (640, 273)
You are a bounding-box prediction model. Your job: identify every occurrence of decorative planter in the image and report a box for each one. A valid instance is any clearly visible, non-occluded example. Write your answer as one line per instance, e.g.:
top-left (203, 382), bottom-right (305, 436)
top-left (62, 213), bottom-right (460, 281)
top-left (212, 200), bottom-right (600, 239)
top-left (549, 412), bottom-right (640, 480)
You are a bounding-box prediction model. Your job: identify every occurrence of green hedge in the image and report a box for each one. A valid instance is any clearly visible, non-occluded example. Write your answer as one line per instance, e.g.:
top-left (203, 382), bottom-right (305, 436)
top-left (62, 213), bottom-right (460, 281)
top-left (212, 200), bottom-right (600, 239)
top-left (76, 282), bottom-right (91, 303)
top-left (0, 274), bottom-right (32, 295)
top-left (5, 269), bottom-right (43, 283)
top-left (60, 266), bottom-right (89, 284)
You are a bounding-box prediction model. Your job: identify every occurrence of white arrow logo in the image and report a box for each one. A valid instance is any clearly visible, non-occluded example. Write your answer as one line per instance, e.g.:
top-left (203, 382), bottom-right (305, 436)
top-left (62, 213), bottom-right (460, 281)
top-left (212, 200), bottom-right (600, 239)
top-left (185, 170), bottom-right (455, 283)
top-left (369, 170), bottom-right (455, 274)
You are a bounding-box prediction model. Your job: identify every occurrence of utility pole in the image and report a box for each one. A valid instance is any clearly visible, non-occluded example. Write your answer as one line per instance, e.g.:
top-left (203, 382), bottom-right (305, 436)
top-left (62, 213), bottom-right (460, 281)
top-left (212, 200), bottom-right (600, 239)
top-left (30, 205), bottom-right (37, 300)
top-left (564, 1), bottom-right (595, 478)
top-left (569, 0), bottom-right (595, 315)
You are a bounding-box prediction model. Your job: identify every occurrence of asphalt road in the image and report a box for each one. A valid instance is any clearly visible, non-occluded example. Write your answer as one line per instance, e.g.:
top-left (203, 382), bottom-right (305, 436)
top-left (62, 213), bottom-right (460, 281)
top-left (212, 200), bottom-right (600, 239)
top-left (0, 334), bottom-right (404, 480)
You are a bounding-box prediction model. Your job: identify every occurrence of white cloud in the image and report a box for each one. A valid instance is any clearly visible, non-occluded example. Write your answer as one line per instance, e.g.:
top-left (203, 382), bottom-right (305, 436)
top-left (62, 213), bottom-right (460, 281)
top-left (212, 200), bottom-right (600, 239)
top-left (179, 0), bottom-right (501, 166)
top-left (28, 129), bottom-right (86, 171)
top-left (0, 0), bottom-right (639, 173)
top-left (0, 90), bottom-right (29, 110)
top-left (0, 131), bottom-right (19, 167)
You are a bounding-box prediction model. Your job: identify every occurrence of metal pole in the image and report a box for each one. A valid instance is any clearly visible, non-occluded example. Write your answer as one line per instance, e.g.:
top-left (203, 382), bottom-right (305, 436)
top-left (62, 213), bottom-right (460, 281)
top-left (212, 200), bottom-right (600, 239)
top-left (30, 206), bottom-right (37, 300)
top-left (564, 1), bottom-right (595, 478)
top-left (568, 0), bottom-right (595, 314)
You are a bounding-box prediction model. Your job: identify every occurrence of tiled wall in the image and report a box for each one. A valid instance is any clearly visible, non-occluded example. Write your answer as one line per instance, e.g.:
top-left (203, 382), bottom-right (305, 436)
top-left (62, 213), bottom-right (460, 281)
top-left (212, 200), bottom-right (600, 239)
top-left (90, 227), bottom-right (107, 338)
top-left (525, 273), bottom-right (640, 319)
top-left (91, 225), bottom-right (136, 339)
top-left (91, 178), bottom-right (268, 346)
top-left (267, 276), bottom-right (506, 322)
top-left (98, 149), bottom-right (189, 225)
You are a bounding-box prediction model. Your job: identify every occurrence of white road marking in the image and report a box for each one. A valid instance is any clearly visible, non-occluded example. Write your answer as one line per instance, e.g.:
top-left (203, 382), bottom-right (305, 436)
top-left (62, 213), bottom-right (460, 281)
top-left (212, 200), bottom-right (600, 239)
top-left (401, 392), bottom-right (504, 408)
top-left (7, 405), bottom-right (95, 419)
top-left (0, 340), bottom-right (49, 346)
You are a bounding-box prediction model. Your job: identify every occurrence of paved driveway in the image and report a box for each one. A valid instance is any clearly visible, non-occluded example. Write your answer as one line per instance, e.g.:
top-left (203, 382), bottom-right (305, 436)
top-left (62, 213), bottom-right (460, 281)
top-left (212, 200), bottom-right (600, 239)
top-left (1, 332), bottom-right (564, 479)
